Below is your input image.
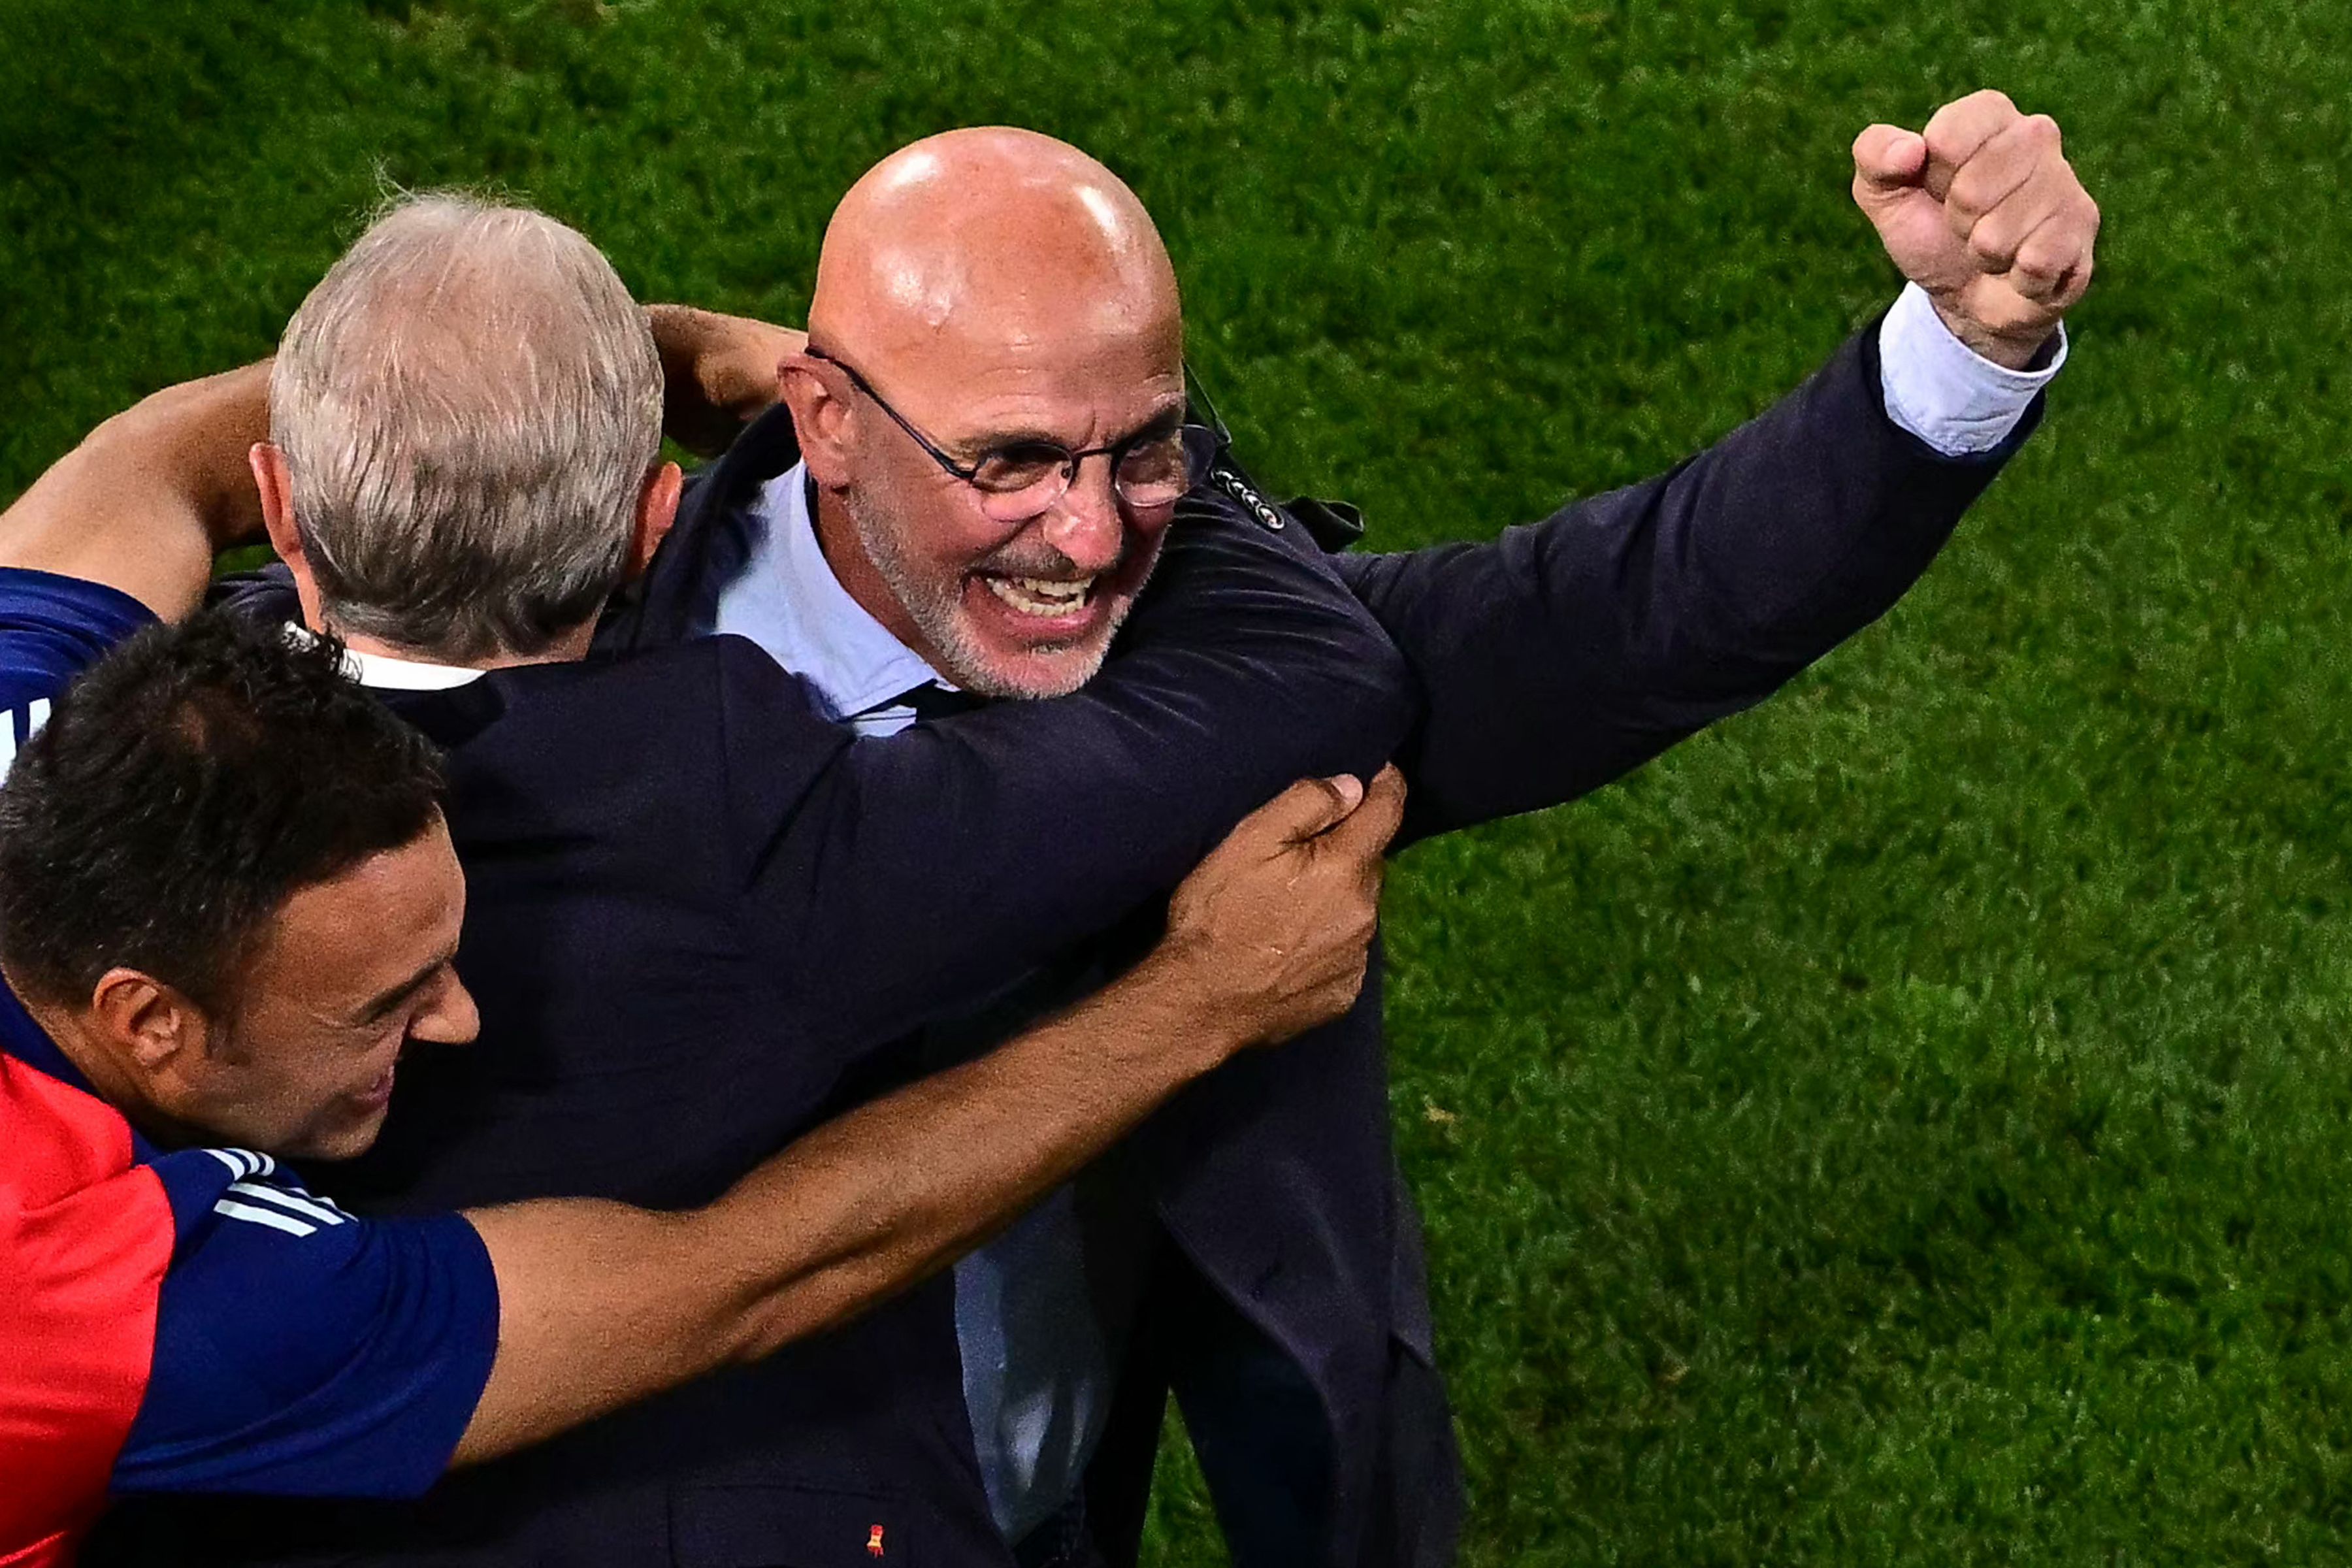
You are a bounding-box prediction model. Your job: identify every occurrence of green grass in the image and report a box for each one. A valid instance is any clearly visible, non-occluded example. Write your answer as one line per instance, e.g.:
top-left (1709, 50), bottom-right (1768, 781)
top-left (8, 1), bottom-right (2351, 1561)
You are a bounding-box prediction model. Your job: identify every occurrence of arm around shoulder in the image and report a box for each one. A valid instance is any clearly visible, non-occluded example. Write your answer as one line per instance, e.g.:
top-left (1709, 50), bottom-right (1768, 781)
top-left (733, 499), bottom-right (1414, 1048)
top-left (452, 766), bottom-right (1401, 1467)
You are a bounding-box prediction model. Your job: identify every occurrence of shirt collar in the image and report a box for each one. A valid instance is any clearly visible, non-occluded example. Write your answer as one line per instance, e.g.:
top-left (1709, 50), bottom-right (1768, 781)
top-left (285, 626), bottom-right (489, 691)
top-left (710, 462), bottom-right (947, 722)
top-left (338, 647), bottom-right (489, 691)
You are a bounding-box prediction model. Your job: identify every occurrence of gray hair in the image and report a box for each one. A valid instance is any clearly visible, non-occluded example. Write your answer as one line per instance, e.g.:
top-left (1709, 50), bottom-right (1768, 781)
top-left (270, 192), bottom-right (662, 661)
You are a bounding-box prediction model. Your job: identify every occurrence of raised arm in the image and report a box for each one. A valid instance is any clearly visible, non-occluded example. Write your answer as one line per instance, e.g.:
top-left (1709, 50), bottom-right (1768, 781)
top-left (455, 766), bottom-right (1400, 1464)
top-left (1332, 90), bottom-right (2098, 841)
top-left (0, 363), bottom-right (271, 621)
top-left (1335, 317), bottom-right (2020, 839)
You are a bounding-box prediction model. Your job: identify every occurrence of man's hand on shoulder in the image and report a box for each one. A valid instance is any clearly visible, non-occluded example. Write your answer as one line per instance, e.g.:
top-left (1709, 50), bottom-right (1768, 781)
top-left (1852, 90), bottom-right (2101, 370)
top-left (1147, 765), bottom-right (1407, 1062)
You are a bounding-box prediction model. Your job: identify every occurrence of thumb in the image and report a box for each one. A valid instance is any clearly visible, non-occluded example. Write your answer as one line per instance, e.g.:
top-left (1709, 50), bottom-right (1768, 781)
top-left (1851, 124), bottom-right (1929, 214)
top-left (1324, 764), bottom-right (1406, 864)
top-left (1243, 774), bottom-right (1366, 851)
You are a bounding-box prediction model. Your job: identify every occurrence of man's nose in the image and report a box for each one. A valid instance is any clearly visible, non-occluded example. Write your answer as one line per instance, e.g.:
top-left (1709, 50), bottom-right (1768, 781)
top-left (1039, 465), bottom-right (1128, 574)
top-left (412, 970), bottom-right (482, 1047)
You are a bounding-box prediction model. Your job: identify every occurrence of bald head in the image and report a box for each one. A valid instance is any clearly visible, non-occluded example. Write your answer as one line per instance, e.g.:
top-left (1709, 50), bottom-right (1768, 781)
top-left (810, 127), bottom-right (1180, 370)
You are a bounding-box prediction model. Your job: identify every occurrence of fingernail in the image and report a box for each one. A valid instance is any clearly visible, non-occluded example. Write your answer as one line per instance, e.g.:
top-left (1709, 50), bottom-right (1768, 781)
top-left (1328, 774), bottom-right (1365, 810)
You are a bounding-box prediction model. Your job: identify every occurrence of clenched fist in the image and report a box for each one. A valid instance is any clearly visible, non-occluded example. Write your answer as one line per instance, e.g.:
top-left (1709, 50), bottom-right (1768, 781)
top-left (1852, 90), bottom-right (2100, 369)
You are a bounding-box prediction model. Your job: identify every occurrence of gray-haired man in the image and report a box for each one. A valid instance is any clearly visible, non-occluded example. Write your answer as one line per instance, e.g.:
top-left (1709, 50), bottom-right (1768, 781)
top-left (257, 199), bottom-right (683, 662)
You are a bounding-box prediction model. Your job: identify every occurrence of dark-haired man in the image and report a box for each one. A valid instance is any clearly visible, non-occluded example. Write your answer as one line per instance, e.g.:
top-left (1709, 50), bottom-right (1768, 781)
top-left (0, 583), bottom-right (1396, 1563)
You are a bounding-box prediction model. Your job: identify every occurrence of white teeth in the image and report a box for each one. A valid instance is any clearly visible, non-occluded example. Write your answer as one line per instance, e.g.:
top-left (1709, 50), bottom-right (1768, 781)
top-left (983, 575), bottom-right (1094, 617)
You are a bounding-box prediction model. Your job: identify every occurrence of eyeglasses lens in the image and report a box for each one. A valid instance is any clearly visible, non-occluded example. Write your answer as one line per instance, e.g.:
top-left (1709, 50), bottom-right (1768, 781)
top-left (1113, 433), bottom-right (1198, 508)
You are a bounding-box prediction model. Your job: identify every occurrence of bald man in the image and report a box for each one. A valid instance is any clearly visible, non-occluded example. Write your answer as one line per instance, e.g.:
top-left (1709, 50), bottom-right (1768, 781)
top-left (601, 96), bottom-right (2097, 1568)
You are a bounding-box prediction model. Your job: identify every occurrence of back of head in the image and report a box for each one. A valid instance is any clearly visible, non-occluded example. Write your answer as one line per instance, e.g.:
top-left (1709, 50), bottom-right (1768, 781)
top-left (0, 611), bottom-right (446, 1015)
top-left (272, 193), bottom-right (661, 662)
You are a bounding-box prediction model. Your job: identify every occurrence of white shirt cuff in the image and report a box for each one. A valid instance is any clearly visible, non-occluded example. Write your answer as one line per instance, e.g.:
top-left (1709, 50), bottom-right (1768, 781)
top-left (1876, 280), bottom-right (2066, 457)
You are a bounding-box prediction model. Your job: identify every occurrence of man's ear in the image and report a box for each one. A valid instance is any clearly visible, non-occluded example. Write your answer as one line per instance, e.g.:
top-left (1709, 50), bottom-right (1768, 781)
top-left (625, 461), bottom-right (685, 581)
top-left (252, 442), bottom-right (300, 562)
top-left (88, 967), bottom-right (218, 1109)
top-left (250, 442), bottom-right (329, 632)
top-left (779, 354), bottom-right (851, 489)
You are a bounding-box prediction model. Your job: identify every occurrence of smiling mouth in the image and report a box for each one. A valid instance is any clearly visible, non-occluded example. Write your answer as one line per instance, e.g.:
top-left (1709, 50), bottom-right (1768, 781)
top-left (977, 573), bottom-right (1098, 619)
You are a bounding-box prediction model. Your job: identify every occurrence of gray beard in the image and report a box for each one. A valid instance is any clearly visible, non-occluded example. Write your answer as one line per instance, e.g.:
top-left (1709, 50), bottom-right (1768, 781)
top-left (845, 488), bottom-right (1142, 701)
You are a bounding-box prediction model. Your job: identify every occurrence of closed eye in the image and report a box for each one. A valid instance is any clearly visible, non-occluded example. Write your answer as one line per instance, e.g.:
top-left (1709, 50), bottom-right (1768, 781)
top-left (353, 948), bottom-right (457, 1026)
top-left (986, 441), bottom-right (1071, 472)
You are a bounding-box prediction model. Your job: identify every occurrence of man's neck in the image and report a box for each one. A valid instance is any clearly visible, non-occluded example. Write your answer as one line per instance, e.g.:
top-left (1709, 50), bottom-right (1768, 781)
top-left (809, 485), bottom-right (947, 668)
top-left (287, 563), bottom-right (595, 671)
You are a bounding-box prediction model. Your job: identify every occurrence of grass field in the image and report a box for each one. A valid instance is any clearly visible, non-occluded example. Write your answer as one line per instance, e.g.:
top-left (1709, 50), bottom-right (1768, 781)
top-left (8, 1), bottom-right (2352, 1561)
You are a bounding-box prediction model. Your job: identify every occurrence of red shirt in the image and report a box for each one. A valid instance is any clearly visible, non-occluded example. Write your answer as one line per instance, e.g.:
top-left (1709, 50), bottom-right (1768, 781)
top-left (0, 1049), bottom-right (174, 1565)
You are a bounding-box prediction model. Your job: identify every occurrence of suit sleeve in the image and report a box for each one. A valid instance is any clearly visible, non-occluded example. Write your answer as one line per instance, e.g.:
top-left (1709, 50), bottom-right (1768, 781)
top-left (1332, 318), bottom-right (2040, 843)
top-left (723, 500), bottom-right (1414, 1052)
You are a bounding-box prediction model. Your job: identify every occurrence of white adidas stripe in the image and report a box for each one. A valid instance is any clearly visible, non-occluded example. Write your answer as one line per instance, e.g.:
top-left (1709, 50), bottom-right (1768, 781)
top-left (225, 1181), bottom-right (348, 1227)
top-left (0, 698), bottom-right (52, 783)
top-left (201, 1148), bottom-right (277, 1181)
top-left (213, 1198), bottom-right (317, 1237)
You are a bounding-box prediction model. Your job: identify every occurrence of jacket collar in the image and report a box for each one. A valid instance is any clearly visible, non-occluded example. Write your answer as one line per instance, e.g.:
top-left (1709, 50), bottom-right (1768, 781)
top-left (596, 402), bottom-right (806, 655)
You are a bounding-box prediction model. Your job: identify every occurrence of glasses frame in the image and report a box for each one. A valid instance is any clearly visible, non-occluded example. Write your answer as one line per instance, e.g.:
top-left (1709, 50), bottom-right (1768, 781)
top-left (804, 344), bottom-right (1223, 517)
top-left (1181, 361), bottom-right (1235, 450)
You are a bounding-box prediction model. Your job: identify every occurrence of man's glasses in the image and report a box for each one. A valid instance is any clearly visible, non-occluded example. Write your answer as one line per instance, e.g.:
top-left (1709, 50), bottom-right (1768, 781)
top-left (806, 345), bottom-right (1222, 524)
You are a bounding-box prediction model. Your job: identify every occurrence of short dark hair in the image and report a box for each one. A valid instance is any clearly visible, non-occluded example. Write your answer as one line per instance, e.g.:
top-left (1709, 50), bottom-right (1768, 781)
top-left (0, 610), bottom-right (448, 1013)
